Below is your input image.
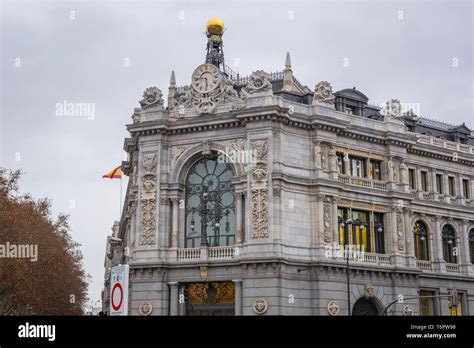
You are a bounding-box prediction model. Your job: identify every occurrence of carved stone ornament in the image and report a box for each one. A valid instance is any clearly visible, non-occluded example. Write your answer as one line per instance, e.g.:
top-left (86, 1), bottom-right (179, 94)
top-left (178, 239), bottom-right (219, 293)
top-left (399, 160), bottom-right (409, 185)
top-left (385, 99), bottom-right (402, 118)
top-left (364, 282), bottom-right (374, 298)
top-left (252, 298), bottom-right (269, 315)
top-left (403, 305), bottom-right (413, 316)
top-left (172, 64), bottom-right (242, 116)
top-left (139, 87), bottom-right (164, 109)
top-left (240, 70), bottom-right (273, 99)
top-left (314, 141), bottom-right (323, 169)
top-left (313, 81), bottom-right (335, 105)
top-left (251, 167), bottom-right (269, 238)
top-left (252, 140), bottom-right (268, 163)
top-left (397, 214), bottom-right (404, 251)
top-left (323, 203), bottom-right (331, 242)
top-left (142, 153), bottom-right (157, 176)
top-left (387, 157), bottom-right (396, 182)
top-left (131, 108), bottom-right (141, 124)
top-left (139, 301), bottom-right (153, 316)
top-left (200, 266), bottom-right (208, 282)
top-left (140, 197), bottom-right (156, 245)
top-left (171, 145), bottom-right (188, 168)
top-left (327, 300), bottom-right (340, 316)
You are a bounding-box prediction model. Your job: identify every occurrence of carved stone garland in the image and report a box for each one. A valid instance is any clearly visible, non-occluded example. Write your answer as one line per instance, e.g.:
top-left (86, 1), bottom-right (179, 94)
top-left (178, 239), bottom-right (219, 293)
top-left (250, 140), bottom-right (269, 238)
top-left (140, 153), bottom-right (157, 245)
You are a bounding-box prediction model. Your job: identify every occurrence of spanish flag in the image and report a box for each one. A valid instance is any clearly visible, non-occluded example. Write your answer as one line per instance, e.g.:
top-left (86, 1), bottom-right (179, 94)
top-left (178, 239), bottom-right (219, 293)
top-left (102, 166), bottom-right (122, 179)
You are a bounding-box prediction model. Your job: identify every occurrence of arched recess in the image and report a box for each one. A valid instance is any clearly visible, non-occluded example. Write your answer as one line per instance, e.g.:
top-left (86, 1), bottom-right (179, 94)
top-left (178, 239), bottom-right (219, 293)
top-left (170, 142), bottom-right (246, 185)
top-left (441, 224), bottom-right (457, 264)
top-left (413, 220), bottom-right (430, 261)
top-left (352, 296), bottom-right (383, 316)
top-left (169, 142), bottom-right (247, 248)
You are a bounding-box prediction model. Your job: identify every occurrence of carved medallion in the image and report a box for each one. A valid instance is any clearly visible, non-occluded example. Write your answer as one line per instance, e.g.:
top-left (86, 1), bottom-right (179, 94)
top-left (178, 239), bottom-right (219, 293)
top-left (139, 301), bottom-right (153, 316)
top-left (403, 305), bottom-right (413, 316)
top-left (327, 300), bottom-right (340, 316)
top-left (253, 298), bottom-right (269, 315)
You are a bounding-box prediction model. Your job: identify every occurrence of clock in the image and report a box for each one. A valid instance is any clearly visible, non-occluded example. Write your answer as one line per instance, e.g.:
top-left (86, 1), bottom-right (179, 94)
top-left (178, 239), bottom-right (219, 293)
top-left (191, 64), bottom-right (222, 94)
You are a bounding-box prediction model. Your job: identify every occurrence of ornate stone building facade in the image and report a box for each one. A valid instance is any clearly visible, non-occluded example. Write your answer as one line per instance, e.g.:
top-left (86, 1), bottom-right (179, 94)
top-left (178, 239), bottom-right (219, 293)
top-left (103, 18), bottom-right (474, 316)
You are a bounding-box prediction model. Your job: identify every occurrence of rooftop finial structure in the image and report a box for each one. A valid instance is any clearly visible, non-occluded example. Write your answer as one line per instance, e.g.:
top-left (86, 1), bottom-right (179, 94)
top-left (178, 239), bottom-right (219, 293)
top-left (205, 17), bottom-right (225, 70)
top-left (285, 52), bottom-right (292, 69)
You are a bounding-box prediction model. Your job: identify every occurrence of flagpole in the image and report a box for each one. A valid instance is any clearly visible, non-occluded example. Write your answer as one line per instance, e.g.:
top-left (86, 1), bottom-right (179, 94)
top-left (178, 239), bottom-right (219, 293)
top-left (119, 176), bottom-right (123, 218)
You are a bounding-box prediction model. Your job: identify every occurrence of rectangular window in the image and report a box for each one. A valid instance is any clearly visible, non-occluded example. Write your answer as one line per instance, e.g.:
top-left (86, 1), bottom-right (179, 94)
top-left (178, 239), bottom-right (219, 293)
top-left (436, 174), bottom-right (443, 194)
top-left (463, 179), bottom-right (470, 199)
top-left (349, 156), bottom-right (367, 178)
top-left (370, 161), bottom-right (381, 180)
top-left (345, 107), bottom-right (354, 115)
top-left (448, 292), bottom-right (463, 316)
top-left (419, 290), bottom-right (436, 316)
top-left (448, 177), bottom-right (455, 197)
top-left (409, 169), bottom-right (416, 190)
top-left (421, 171), bottom-right (428, 192)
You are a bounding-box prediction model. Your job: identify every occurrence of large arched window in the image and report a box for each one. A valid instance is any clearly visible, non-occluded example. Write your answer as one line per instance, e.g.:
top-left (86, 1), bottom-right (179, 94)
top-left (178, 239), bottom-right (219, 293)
top-left (414, 221), bottom-right (429, 261)
top-left (469, 229), bottom-right (474, 264)
top-left (442, 225), bottom-right (457, 264)
top-left (185, 157), bottom-right (235, 248)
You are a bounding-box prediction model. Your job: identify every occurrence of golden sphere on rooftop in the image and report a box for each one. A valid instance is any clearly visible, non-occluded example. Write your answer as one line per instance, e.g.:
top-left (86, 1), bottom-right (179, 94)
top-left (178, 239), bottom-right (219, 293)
top-left (206, 17), bottom-right (224, 34)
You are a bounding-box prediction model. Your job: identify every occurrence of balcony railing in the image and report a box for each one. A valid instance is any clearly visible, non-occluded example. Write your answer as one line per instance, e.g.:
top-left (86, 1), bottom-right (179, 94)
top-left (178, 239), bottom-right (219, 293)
top-left (413, 133), bottom-right (474, 154)
top-left (446, 263), bottom-right (460, 274)
top-left (338, 174), bottom-right (387, 190)
top-left (177, 246), bottom-right (236, 261)
top-left (416, 260), bottom-right (432, 271)
top-left (208, 246), bottom-right (235, 259)
top-left (177, 247), bottom-right (200, 261)
top-left (342, 251), bottom-right (391, 265)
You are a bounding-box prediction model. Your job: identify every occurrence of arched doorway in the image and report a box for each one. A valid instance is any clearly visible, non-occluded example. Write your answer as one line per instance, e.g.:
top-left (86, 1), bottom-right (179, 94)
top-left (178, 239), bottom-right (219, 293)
top-left (352, 297), bottom-right (381, 316)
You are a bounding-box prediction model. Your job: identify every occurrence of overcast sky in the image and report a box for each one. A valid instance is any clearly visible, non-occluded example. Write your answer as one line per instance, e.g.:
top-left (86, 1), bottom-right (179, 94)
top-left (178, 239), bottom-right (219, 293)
top-left (1, 0), bottom-right (472, 306)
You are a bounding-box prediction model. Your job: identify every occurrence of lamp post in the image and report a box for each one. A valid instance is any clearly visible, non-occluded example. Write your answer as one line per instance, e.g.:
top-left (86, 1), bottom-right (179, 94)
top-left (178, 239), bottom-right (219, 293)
top-left (339, 216), bottom-right (353, 316)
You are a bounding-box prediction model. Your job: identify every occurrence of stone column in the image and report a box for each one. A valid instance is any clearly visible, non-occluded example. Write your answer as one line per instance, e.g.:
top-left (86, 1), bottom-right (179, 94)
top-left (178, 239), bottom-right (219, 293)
top-left (233, 279), bottom-right (243, 315)
top-left (459, 220), bottom-right (472, 275)
top-left (430, 169), bottom-right (438, 201)
top-left (416, 167), bottom-right (424, 200)
top-left (404, 207), bottom-right (415, 267)
top-left (235, 192), bottom-right (243, 244)
top-left (444, 173), bottom-right (450, 203)
top-left (168, 282), bottom-right (179, 316)
top-left (171, 198), bottom-right (179, 248)
top-left (433, 216), bottom-right (446, 272)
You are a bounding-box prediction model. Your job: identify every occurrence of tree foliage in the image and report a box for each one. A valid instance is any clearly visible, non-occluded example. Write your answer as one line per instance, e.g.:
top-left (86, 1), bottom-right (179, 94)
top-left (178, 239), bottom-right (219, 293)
top-left (0, 169), bottom-right (88, 315)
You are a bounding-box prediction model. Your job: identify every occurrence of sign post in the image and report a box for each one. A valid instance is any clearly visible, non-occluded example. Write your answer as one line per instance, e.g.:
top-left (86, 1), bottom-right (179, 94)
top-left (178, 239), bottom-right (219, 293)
top-left (109, 264), bottom-right (129, 316)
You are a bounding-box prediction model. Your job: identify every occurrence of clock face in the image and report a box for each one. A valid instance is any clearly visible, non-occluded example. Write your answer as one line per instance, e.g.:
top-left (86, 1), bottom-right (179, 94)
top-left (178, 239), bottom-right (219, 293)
top-left (191, 64), bottom-right (222, 93)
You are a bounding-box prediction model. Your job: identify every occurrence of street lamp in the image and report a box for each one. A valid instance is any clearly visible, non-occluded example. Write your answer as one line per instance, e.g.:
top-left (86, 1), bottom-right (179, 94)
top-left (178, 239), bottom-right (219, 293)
top-left (338, 215), bottom-right (354, 316)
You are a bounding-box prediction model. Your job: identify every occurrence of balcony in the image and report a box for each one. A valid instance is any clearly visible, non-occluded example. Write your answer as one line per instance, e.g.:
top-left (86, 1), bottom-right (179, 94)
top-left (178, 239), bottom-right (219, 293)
top-left (177, 246), bottom-right (237, 261)
top-left (338, 174), bottom-right (387, 190)
top-left (416, 260), bottom-right (432, 271)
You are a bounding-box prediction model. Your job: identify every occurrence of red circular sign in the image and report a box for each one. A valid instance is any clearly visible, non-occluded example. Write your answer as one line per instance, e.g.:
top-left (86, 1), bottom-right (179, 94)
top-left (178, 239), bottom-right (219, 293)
top-left (111, 283), bottom-right (123, 311)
